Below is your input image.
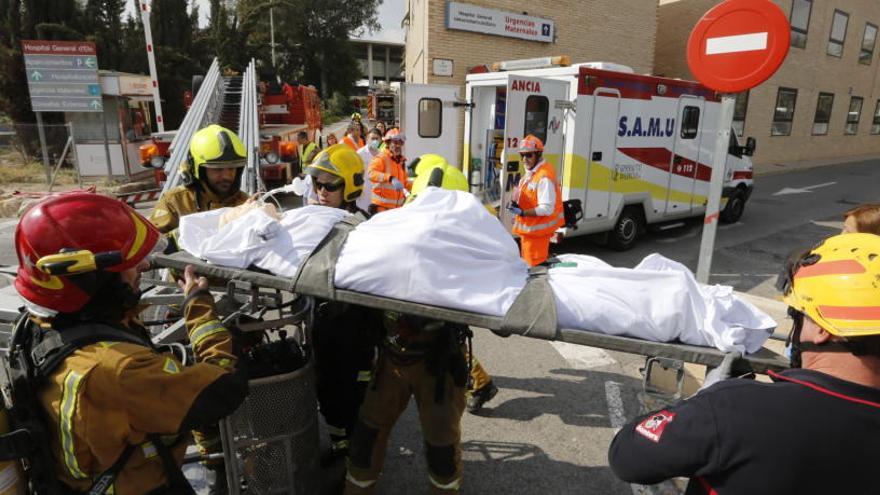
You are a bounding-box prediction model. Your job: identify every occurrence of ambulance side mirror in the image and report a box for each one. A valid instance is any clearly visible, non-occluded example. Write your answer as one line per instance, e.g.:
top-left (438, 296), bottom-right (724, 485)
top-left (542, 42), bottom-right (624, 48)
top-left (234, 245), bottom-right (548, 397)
top-left (743, 137), bottom-right (756, 157)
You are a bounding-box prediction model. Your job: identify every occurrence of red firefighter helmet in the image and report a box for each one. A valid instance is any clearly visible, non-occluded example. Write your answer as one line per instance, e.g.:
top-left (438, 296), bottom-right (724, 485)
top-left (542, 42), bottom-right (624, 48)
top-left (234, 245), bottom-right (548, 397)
top-left (519, 135), bottom-right (544, 154)
top-left (14, 192), bottom-right (161, 314)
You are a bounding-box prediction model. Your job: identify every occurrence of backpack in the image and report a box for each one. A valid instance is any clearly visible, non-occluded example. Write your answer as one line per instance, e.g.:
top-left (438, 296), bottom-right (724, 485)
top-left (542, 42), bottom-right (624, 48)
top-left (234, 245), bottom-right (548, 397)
top-left (0, 313), bottom-right (193, 494)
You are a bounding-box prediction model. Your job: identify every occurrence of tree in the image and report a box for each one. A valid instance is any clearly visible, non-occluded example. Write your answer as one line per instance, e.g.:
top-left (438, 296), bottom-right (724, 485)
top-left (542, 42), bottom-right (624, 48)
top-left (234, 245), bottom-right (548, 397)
top-left (83, 0), bottom-right (126, 70)
top-left (235, 0), bottom-right (379, 98)
top-left (149, 0), bottom-right (203, 128)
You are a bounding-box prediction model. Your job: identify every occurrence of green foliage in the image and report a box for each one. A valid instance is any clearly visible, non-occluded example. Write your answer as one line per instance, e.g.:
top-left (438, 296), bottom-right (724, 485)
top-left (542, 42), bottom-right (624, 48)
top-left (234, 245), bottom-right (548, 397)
top-left (322, 91), bottom-right (354, 123)
top-left (0, 0), bottom-right (379, 138)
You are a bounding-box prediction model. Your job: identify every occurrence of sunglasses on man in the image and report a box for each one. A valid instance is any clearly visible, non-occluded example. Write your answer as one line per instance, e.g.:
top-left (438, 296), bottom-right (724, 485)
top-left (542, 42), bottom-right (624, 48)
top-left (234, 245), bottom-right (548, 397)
top-left (520, 152), bottom-right (537, 158)
top-left (313, 180), bottom-right (344, 192)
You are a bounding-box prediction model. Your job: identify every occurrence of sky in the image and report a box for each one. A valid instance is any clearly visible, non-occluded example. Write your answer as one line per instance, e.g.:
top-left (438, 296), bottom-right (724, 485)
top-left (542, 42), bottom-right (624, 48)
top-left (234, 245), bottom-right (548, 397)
top-left (124, 0), bottom-right (406, 43)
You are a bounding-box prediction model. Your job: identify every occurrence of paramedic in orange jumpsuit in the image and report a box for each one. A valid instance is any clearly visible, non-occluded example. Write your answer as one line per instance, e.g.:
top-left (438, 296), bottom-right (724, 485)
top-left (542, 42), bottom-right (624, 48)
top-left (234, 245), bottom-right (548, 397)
top-left (507, 135), bottom-right (564, 266)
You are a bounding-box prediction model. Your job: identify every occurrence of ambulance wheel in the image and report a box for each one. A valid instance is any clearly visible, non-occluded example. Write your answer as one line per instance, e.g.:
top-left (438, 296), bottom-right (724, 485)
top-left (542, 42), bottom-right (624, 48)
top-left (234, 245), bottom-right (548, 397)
top-left (609, 206), bottom-right (643, 251)
top-left (720, 189), bottom-right (746, 224)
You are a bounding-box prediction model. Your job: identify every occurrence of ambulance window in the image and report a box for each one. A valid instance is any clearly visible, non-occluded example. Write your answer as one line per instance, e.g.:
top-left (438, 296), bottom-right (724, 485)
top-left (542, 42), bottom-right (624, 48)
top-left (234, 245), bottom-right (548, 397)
top-left (681, 106), bottom-right (700, 139)
top-left (524, 95), bottom-right (549, 143)
top-left (418, 98), bottom-right (442, 138)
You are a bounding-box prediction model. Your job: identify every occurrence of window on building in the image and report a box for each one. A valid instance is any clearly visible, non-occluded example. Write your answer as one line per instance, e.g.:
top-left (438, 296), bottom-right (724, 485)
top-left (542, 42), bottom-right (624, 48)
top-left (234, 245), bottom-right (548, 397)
top-left (418, 98), bottom-right (442, 138)
top-left (812, 93), bottom-right (834, 135)
top-left (523, 95), bottom-right (549, 144)
top-left (789, 0), bottom-right (812, 48)
top-left (772, 88), bottom-right (798, 136)
top-left (827, 10), bottom-right (849, 57)
top-left (871, 100), bottom-right (880, 134)
top-left (845, 96), bottom-right (863, 135)
top-left (860, 23), bottom-right (878, 64)
top-left (732, 91), bottom-right (749, 137)
top-left (681, 106), bottom-right (700, 139)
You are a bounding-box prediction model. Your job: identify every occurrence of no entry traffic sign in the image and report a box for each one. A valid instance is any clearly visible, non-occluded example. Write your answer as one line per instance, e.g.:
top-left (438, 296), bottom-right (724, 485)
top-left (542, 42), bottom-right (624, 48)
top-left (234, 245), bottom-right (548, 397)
top-left (686, 0), bottom-right (790, 93)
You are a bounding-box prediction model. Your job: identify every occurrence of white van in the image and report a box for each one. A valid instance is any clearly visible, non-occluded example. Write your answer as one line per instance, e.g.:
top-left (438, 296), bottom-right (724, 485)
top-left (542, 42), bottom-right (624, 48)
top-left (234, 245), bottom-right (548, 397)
top-left (401, 62), bottom-right (756, 249)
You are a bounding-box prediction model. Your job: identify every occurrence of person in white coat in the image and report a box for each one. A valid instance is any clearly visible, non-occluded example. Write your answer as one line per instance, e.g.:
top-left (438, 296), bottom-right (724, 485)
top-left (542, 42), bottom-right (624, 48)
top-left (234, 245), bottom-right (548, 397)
top-left (355, 127), bottom-right (383, 212)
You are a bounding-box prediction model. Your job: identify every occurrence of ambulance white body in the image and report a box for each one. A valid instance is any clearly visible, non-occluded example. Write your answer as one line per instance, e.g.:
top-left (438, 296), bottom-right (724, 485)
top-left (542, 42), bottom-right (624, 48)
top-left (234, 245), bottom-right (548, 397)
top-left (400, 63), bottom-right (756, 249)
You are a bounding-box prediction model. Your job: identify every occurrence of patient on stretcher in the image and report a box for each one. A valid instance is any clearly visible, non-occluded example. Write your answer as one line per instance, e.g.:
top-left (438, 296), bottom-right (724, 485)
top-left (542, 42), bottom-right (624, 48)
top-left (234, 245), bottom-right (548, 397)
top-left (177, 188), bottom-right (776, 354)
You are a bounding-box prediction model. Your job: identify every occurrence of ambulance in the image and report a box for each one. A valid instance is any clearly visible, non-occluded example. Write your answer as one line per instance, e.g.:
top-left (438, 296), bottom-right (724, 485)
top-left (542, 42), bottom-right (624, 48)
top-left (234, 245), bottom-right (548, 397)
top-left (401, 60), bottom-right (757, 250)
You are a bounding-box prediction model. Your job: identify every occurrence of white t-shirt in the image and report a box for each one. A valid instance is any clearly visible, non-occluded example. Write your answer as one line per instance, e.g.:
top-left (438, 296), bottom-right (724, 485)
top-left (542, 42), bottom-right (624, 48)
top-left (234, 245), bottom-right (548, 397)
top-left (356, 144), bottom-right (378, 211)
top-left (520, 162), bottom-right (556, 216)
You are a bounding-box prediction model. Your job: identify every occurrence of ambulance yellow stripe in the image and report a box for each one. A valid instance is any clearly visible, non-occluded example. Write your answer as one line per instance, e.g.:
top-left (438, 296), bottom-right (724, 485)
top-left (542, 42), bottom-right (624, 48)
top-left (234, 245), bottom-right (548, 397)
top-left (60, 370), bottom-right (88, 479)
top-left (562, 153), bottom-right (707, 205)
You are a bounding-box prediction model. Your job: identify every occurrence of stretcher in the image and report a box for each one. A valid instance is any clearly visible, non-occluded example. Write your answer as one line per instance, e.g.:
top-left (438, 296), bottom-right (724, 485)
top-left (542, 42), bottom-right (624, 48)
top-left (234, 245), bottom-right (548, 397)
top-left (150, 250), bottom-right (789, 375)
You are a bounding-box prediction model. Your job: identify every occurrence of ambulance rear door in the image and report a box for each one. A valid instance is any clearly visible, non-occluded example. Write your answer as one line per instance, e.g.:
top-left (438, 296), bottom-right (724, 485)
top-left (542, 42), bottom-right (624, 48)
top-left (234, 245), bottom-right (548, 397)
top-left (500, 75), bottom-right (569, 229)
top-left (401, 84), bottom-right (462, 163)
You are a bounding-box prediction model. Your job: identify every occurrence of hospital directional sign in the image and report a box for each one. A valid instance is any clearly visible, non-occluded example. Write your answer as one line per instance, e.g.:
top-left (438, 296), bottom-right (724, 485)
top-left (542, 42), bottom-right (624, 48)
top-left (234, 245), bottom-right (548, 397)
top-left (21, 40), bottom-right (102, 112)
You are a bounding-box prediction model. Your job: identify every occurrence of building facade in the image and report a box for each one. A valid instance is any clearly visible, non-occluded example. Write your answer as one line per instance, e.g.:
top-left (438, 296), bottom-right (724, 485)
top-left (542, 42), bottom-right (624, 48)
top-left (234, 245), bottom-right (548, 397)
top-left (404, 0), bottom-right (658, 87)
top-left (656, 0), bottom-right (880, 165)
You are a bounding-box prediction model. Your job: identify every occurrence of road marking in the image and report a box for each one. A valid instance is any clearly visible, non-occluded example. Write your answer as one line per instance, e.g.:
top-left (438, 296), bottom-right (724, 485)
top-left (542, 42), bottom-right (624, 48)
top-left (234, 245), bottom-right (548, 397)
top-left (812, 220), bottom-right (845, 230)
top-left (604, 381), bottom-right (627, 430)
top-left (551, 342), bottom-right (616, 369)
top-left (706, 32), bottom-right (768, 55)
top-left (772, 181), bottom-right (836, 196)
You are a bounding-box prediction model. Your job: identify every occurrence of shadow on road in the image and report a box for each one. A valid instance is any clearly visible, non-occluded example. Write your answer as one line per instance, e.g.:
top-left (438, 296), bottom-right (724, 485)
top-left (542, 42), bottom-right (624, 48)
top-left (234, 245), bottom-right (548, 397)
top-left (478, 368), bottom-right (642, 428)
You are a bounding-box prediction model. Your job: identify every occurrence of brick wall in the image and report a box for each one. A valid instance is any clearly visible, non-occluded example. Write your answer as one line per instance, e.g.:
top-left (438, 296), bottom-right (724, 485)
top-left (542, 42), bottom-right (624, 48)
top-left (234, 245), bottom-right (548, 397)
top-left (412, 0), bottom-right (657, 87)
top-left (656, 0), bottom-right (880, 165)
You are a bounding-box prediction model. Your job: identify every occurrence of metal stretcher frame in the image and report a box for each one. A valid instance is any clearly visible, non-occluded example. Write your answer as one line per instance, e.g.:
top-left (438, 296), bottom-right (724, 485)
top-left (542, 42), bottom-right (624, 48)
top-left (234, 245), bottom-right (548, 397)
top-left (151, 252), bottom-right (789, 375)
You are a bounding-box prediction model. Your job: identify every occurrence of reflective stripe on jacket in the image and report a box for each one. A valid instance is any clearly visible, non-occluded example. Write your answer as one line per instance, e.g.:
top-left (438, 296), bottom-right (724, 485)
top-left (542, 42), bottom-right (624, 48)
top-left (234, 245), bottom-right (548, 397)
top-left (512, 161), bottom-right (564, 237)
top-left (368, 150), bottom-right (408, 209)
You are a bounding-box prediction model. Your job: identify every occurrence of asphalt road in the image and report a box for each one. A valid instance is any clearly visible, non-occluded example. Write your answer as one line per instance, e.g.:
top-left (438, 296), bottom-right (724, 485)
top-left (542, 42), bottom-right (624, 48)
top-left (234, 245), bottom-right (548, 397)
top-left (0, 157), bottom-right (878, 493)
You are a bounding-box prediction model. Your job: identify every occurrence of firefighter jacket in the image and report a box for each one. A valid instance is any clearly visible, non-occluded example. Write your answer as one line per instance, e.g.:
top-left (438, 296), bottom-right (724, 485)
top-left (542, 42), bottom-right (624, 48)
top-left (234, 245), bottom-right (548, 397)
top-left (40, 291), bottom-right (246, 494)
top-left (149, 185), bottom-right (249, 235)
top-left (512, 161), bottom-right (563, 238)
top-left (608, 369), bottom-right (880, 494)
top-left (368, 150), bottom-right (408, 210)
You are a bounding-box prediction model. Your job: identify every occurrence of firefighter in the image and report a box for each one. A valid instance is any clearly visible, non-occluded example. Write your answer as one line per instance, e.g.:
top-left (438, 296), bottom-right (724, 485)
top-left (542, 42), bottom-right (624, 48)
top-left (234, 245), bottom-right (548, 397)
top-left (342, 122), bottom-right (365, 151)
top-left (296, 130), bottom-right (319, 169)
top-left (345, 162), bottom-right (485, 495)
top-left (147, 124), bottom-right (249, 488)
top-left (406, 154), bottom-right (499, 413)
top-left (368, 128), bottom-right (408, 214)
top-left (506, 135), bottom-right (564, 266)
top-left (11, 192), bottom-right (247, 494)
top-left (149, 124), bottom-right (250, 238)
top-left (608, 233), bottom-right (880, 494)
top-left (305, 145), bottom-right (382, 467)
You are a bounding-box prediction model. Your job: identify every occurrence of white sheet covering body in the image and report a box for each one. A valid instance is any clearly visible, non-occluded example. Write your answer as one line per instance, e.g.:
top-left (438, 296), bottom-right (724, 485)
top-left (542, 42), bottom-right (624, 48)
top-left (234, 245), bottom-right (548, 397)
top-left (176, 188), bottom-right (775, 353)
top-left (549, 254), bottom-right (774, 354)
top-left (179, 205), bottom-right (349, 274)
top-left (334, 189), bottom-right (529, 317)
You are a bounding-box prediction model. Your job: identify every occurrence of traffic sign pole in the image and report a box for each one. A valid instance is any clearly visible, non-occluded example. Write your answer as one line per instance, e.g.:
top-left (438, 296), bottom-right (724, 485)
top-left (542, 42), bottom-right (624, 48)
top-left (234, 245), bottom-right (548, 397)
top-left (686, 0), bottom-right (790, 284)
top-left (695, 94), bottom-right (735, 284)
top-left (34, 112), bottom-right (51, 183)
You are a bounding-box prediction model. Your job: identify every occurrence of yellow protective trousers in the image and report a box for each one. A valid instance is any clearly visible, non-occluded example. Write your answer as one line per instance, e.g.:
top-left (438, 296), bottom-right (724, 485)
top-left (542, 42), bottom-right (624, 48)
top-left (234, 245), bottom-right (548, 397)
top-left (344, 350), bottom-right (466, 494)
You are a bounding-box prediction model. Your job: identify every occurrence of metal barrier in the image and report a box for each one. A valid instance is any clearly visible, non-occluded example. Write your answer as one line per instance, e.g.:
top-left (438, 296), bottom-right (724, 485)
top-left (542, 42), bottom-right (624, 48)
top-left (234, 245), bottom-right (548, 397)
top-left (219, 353), bottom-right (320, 495)
top-left (239, 59), bottom-right (264, 194)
